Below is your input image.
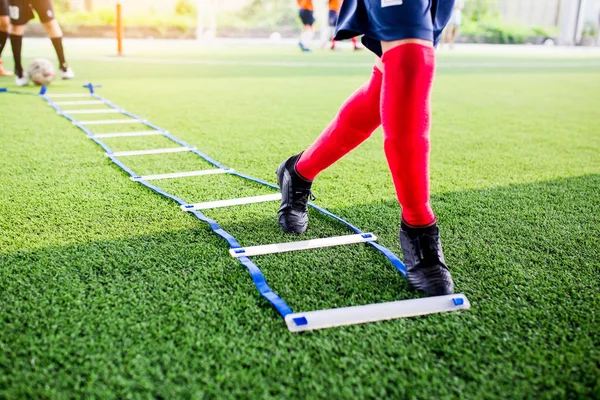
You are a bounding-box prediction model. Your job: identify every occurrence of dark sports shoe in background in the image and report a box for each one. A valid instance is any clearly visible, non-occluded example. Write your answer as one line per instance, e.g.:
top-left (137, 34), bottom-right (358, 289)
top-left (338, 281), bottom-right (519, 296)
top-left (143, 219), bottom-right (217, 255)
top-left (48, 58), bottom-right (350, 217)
top-left (298, 42), bottom-right (311, 52)
top-left (399, 224), bottom-right (455, 296)
top-left (276, 153), bottom-right (314, 234)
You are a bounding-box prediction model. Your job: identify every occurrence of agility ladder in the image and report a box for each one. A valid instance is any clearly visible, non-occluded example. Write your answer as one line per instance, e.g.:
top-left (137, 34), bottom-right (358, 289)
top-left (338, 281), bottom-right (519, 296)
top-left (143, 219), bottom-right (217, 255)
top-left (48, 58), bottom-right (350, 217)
top-left (3, 84), bottom-right (470, 332)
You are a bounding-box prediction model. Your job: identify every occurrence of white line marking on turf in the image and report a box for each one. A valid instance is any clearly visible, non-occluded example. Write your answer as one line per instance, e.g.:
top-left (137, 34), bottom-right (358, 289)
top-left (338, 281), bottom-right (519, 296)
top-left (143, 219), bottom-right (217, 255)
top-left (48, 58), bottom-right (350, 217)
top-left (230, 233), bottom-right (377, 258)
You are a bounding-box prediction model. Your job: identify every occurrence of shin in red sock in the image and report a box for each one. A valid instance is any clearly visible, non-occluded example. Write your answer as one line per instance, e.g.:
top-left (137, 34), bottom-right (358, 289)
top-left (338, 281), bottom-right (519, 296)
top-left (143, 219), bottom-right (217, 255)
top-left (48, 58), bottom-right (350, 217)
top-left (381, 43), bottom-right (436, 227)
top-left (295, 67), bottom-right (382, 180)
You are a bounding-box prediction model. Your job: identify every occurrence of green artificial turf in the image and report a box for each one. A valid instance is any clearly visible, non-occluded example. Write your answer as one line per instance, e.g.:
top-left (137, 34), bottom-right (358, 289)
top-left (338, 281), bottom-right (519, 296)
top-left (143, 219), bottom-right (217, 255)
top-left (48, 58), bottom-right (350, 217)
top-left (1, 40), bottom-right (599, 399)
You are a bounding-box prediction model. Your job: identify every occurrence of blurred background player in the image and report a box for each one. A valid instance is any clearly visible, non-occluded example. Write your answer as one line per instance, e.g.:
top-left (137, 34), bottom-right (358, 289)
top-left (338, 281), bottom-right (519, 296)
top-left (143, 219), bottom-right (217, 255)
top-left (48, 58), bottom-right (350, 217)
top-left (276, 0), bottom-right (458, 296)
top-left (0, 0), bottom-right (12, 75)
top-left (8, 0), bottom-right (74, 86)
top-left (297, 0), bottom-right (314, 52)
top-left (443, 0), bottom-right (464, 49)
top-left (327, 0), bottom-right (359, 51)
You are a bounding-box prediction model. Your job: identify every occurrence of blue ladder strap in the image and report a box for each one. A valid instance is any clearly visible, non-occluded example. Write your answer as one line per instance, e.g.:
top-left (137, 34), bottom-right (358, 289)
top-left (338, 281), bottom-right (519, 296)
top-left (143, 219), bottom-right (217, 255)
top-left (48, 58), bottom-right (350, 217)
top-left (87, 135), bottom-right (114, 154)
top-left (187, 148), bottom-right (229, 170)
top-left (188, 211), bottom-right (292, 317)
top-left (190, 211), bottom-right (242, 248)
top-left (0, 87), bottom-right (38, 95)
top-left (229, 171), bottom-right (279, 190)
top-left (238, 256), bottom-right (294, 317)
top-left (105, 155), bottom-right (139, 178)
top-left (368, 242), bottom-right (407, 277)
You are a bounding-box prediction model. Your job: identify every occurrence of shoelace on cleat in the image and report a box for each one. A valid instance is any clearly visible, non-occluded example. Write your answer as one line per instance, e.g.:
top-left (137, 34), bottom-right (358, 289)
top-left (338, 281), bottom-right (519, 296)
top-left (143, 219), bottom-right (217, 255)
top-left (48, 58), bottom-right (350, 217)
top-left (291, 189), bottom-right (315, 210)
top-left (414, 234), bottom-right (449, 270)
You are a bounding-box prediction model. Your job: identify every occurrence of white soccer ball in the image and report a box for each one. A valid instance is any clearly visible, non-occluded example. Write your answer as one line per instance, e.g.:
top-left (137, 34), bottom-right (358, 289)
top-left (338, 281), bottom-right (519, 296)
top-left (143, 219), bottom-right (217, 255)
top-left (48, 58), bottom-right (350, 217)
top-left (269, 32), bottom-right (282, 41)
top-left (27, 58), bottom-right (55, 86)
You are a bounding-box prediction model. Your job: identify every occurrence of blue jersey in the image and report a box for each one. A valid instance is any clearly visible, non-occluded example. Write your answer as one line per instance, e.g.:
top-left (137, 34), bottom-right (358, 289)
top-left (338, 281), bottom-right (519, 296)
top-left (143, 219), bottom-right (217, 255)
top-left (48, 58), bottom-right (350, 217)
top-left (334, 0), bottom-right (455, 56)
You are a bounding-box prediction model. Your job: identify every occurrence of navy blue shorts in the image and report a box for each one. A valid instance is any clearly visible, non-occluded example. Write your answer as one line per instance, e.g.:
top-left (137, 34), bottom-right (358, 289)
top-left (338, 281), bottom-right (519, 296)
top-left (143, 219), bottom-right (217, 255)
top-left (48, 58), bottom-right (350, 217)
top-left (328, 9), bottom-right (338, 27)
top-left (334, 0), bottom-right (455, 57)
top-left (299, 9), bottom-right (315, 26)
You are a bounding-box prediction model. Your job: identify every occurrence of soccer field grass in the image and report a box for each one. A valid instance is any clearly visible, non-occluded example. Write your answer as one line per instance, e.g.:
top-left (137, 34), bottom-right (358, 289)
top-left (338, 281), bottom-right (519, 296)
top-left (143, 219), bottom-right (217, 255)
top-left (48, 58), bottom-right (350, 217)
top-left (1, 39), bottom-right (599, 398)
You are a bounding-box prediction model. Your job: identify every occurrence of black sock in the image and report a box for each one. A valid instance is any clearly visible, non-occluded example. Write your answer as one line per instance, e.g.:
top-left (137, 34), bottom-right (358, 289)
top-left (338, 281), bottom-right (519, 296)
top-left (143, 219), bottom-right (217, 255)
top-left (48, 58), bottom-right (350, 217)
top-left (0, 31), bottom-right (8, 57)
top-left (290, 153), bottom-right (313, 185)
top-left (51, 37), bottom-right (67, 71)
top-left (9, 34), bottom-right (23, 77)
top-left (401, 219), bottom-right (438, 238)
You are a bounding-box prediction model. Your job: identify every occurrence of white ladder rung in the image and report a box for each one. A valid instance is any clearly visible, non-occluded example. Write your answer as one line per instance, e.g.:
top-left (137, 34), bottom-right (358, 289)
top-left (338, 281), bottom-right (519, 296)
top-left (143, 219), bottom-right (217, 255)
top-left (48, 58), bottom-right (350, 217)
top-left (53, 100), bottom-right (106, 105)
top-left (286, 294), bottom-right (471, 332)
top-left (181, 193), bottom-right (281, 211)
top-left (62, 109), bottom-right (121, 115)
top-left (230, 233), bottom-right (377, 258)
top-left (77, 119), bottom-right (143, 125)
top-left (91, 131), bottom-right (163, 138)
top-left (46, 93), bottom-right (91, 98)
top-left (131, 169), bottom-right (232, 182)
top-left (107, 147), bottom-right (195, 157)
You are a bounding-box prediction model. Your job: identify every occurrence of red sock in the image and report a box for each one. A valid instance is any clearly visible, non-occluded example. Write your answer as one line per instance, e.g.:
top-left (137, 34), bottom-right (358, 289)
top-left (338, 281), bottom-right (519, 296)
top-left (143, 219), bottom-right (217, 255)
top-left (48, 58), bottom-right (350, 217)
top-left (296, 67), bottom-right (382, 180)
top-left (351, 37), bottom-right (358, 48)
top-left (381, 44), bottom-right (436, 227)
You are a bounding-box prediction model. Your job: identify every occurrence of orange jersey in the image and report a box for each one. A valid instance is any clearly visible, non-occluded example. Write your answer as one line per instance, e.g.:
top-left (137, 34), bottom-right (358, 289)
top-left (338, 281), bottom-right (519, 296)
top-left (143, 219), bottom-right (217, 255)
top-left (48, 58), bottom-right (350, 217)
top-left (297, 0), bottom-right (313, 11)
top-left (328, 0), bottom-right (341, 12)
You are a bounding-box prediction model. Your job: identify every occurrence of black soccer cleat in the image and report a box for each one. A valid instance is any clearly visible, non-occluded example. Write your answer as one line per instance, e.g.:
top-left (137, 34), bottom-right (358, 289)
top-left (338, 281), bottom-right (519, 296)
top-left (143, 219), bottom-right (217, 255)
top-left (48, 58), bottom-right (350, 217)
top-left (399, 224), bottom-right (455, 296)
top-left (276, 153), bottom-right (314, 234)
